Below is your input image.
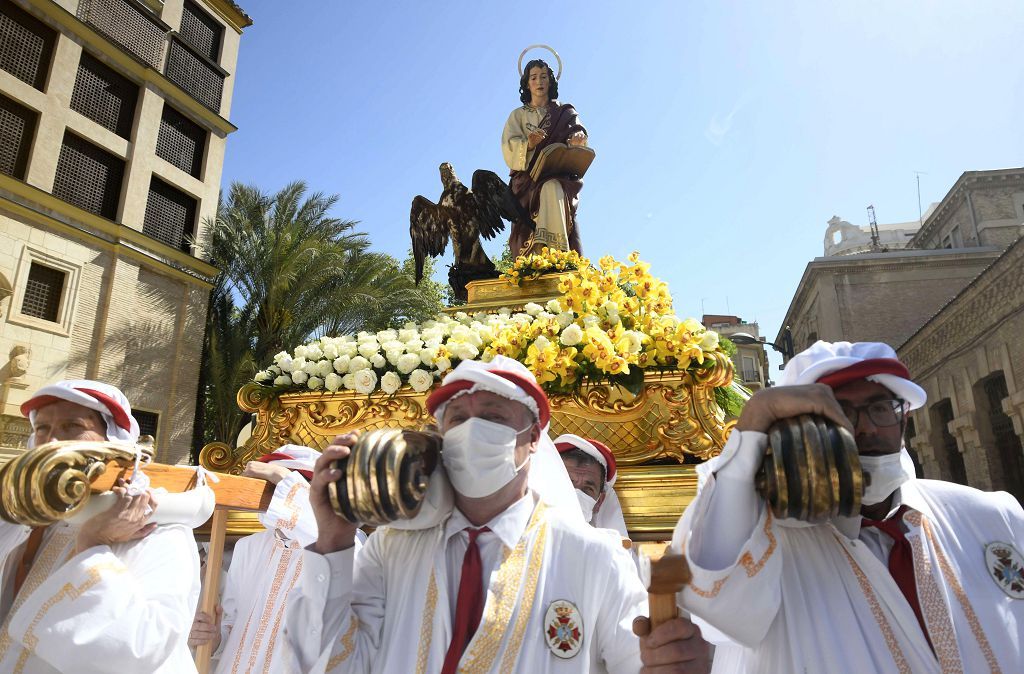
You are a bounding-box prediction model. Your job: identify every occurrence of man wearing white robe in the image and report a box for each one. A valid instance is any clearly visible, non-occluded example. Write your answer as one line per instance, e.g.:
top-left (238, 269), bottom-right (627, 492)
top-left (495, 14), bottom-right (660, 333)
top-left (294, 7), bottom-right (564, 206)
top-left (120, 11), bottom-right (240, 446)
top-left (555, 434), bottom-right (629, 539)
top-left (285, 356), bottom-right (711, 673)
top-left (0, 380), bottom-right (202, 674)
top-left (673, 341), bottom-right (1024, 673)
top-left (189, 445), bottom-right (320, 673)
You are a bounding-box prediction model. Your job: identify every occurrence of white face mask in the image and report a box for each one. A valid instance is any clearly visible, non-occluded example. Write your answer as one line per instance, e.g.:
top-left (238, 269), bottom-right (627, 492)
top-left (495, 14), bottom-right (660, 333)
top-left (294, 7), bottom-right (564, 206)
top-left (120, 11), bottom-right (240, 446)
top-left (442, 418), bottom-right (532, 498)
top-left (575, 489), bottom-right (597, 523)
top-left (860, 452), bottom-right (912, 506)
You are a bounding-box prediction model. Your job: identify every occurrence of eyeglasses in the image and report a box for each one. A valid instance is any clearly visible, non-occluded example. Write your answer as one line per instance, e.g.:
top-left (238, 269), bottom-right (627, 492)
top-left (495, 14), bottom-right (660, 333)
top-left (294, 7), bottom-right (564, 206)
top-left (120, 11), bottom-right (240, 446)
top-left (838, 399), bottom-right (907, 428)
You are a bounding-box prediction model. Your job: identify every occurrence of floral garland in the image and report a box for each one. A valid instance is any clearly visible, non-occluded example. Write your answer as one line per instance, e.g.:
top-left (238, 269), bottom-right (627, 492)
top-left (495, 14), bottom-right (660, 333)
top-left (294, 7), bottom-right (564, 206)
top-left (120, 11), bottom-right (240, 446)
top-left (501, 247), bottom-right (581, 285)
top-left (254, 251), bottom-right (727, 397)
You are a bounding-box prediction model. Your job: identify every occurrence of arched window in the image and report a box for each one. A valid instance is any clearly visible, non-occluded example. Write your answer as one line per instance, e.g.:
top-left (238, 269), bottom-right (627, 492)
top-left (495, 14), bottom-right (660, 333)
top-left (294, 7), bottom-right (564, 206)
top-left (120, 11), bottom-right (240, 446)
top-left (929, 399), bottom-right (967, 484)
top-left (976, 373), bottom-right (1024, 502)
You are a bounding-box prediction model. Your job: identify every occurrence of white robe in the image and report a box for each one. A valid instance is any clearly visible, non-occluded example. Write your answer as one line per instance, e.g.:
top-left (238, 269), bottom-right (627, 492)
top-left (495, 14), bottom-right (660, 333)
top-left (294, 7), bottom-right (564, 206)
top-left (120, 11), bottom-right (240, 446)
top-left (214, 472), bottom-right (317, 674)
top-left (0, 520), bottom-right (200, 673)
top-left (285, 490), bottom-right (646, 673)
top-left (675, 430), bottom-right (1024, 673)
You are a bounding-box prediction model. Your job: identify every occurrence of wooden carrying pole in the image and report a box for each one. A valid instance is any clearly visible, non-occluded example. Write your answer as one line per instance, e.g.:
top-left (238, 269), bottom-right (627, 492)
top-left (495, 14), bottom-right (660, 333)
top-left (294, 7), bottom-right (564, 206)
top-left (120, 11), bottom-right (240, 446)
top-left (643, 544), bottom-right (692, 628)
top-left (93, 461), bottom-right (273, 673)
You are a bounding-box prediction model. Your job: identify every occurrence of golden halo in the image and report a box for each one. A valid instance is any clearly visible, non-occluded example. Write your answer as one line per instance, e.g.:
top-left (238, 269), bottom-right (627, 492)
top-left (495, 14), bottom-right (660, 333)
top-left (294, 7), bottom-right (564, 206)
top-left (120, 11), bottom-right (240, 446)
top-left (518, 44), bottom-right (563, 80)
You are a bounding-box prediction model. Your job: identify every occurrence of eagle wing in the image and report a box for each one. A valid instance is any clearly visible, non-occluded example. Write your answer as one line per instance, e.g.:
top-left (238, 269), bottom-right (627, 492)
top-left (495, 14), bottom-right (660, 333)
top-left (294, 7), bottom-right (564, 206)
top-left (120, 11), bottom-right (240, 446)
top-left (410, 195), bottom-right (451, 283)
top-left (470, 170), bottom-right (525, 241)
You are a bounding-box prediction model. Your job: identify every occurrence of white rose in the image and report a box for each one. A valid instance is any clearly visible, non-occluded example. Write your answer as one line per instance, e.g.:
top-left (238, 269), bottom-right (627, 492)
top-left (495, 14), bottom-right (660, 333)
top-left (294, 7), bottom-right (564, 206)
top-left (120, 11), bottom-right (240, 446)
top-left (342, 373), bottom-right (357, 390)
top-left (409, 369), bottom-right (434, 393)
top-left (371, 353), bottom-right (387, 369)
top-left (435, 357), bottom-right (452, 373)
top-left (353, 369), bottom-right (378, 395)
top-left (398, 328), bottom-right (419, 343)
top-left (404, 339), bottom-right (424, 352)
top-left (376, 329), bottom-right (398, 343)
top-left (291, 370), bottom-right (308, 385)
top-left (397, 353), bottom-right (422, 374)
top-left (452, 342), bottom-right (479, 361)
top-left (307, 375), bottom-right (324, 390)
top-left (454, 311), bottom-right (470, 323)
top-left (339, 342), bottom-right (359, 358)
top-left (358, 341), bottom-right (380, 360)
top-left (324, 373), bottom-right (342, 392)
top-left (273, 350), bottom-right (290, 363)
top-left (582, 315), bottom-right (599, 329)
top-left (321, 342), bottom-right (339, 360)
top-left (316, 359), bottom-right (334, 378)
top-left (546, 299), bottom-right (562, 313)
top-left (333, 355), bottom-right (351, 373)
top-left (556, 312), bottom-right (575, 329)
top-left (625, 331), bottom-right (644, 354)
top-left (276, 354), bottom-right (294, 372)
top-left (380, 371), bottom-right (402, 395)
top-left (294, 345), bottom-right (309, 359)
top-left (420, 346), bottom-right (437, 367)
top-left (560, 323), bottom-right (584, 346)
top-left (254, 370), bottom-right (271, 383)
top-left (700, 330), bottom-right (720, 350)
top-left (683, 318), bottom-right (704, 333)
top-left (291, 357), bottom-right (308, 373)
top-left (602, 300), bottom-right (619, 315)
top-left (268, 365), bottom-right (281, 375)
top-left (302, 360), bottom-right (320, 375)
top-left (273, 374), bottom-right (292, 386)
top-left (305, 344), bottom-right (324, 361)
top-left (534, 335), bottom-right (551, 352)
top-left (524, 302), bottom-right (543, 316)
top-left (348, 356), bottom-right (371, 373)
top-left (476, 326), bottom-right (495, 343)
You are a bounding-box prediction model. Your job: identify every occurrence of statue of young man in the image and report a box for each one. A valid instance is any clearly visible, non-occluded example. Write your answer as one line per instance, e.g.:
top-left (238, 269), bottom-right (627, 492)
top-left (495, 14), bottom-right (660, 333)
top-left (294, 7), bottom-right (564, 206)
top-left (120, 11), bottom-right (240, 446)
top-left (502, 57), bottom-right (588, 256)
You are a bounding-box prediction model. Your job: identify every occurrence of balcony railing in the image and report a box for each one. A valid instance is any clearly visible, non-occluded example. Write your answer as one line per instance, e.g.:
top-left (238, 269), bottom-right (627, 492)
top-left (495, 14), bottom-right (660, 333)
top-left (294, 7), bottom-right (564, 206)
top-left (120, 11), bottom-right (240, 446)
top-left (739, 369), bottom-right (762, 383)
top-left (164, 34), bottom-right (226, 113)
top-left (76, 0), bottom-right (168, 69)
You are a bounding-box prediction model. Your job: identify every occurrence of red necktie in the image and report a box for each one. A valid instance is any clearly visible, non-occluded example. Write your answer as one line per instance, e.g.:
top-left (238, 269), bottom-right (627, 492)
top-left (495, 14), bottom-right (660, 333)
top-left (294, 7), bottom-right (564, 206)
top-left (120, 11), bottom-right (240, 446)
top-left (441, 527), bottom-right (490, 674)
top-left (862, 506), bottom-right (933, 651)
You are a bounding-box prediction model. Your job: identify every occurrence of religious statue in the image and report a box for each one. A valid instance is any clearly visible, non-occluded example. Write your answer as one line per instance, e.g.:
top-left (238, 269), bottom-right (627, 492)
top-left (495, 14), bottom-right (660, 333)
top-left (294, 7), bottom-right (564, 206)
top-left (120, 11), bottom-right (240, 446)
top-left (502, 45), bottom-right (595, 256)
top-left (409, 162), bottom-right (528, 301)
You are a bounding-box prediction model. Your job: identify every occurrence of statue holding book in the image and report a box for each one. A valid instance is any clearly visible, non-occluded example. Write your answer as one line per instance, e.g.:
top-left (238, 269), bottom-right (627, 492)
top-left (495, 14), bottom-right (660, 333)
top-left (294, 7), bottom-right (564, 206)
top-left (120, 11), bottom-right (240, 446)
top-left (503, 45), bottom-right (595, 256)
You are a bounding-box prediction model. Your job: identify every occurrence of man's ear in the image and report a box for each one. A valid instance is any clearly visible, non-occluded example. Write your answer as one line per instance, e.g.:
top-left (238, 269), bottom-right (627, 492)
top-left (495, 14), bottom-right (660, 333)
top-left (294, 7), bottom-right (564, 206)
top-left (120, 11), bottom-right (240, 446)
top-left (528, 422), bottom-right (542, 453)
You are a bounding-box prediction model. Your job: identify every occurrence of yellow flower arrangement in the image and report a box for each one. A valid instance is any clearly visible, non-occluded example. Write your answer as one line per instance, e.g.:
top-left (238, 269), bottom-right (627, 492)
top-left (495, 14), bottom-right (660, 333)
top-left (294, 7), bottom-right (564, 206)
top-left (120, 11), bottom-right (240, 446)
top-left (485, 250), bottom-right (728, 394)
top-left (500, 247), bottom-right (583, 285)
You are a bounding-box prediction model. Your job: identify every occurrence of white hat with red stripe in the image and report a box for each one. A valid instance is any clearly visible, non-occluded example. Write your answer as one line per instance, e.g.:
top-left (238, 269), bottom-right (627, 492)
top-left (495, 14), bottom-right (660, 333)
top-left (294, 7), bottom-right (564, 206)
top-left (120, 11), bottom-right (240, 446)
top-left (554, 434), bottom-right (617, 488)
top-left (257, 444), bottom-right (321, 481)
top-left (21, 379), bottom-right (140, 447)
top-left (777, 341), bottom-right (927, 410)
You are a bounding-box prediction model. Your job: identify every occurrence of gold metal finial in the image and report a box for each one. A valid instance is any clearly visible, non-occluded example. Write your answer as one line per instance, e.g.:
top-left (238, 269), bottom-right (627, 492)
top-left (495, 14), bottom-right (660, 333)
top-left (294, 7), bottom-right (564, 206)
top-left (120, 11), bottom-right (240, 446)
top-left (0, 440), bottom-right (154, 526)
top-left (518, 44), bottom-right (563, 80)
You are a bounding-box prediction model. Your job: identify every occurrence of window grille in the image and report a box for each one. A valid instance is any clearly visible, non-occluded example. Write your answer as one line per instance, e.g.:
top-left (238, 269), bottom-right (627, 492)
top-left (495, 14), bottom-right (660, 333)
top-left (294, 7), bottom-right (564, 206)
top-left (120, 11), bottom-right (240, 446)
top-left (982, 374), bottom-right (1024, 500)
top-left (156, 103), bottom-right (205, 177)
top-left (133, 410), bottom-right (159, 439)
top-left (53, 132), bottom-right (125, 220)
top-left (21, 262), bottom-right (65, 322)
top-left (165, 36), bottom-right (224, 112)
top-left (71, 52), bottom-right (139, 139)
top-left (76, 0), bottom-right (167, 69)
top-left (179, 0), bottom-right (221, 62)
top-left (0, 92), bottom-right (36, 178)
top-left (0, 0), bottom-right (57, 89)
top-left (143, 177), bottom-right (197, 252)
top-left (930, 400), bottom-right (967, 485)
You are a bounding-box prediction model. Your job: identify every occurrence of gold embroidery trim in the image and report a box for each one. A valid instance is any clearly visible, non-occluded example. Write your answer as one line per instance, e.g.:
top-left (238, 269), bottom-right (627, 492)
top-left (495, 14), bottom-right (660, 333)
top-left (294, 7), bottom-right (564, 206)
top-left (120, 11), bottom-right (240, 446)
top-left (0, 530), bottom-right (75, 665)
top-left (260, 550), bottom-right (304, 674)
top-left (458, 501), bottom-right (549, 673)
top-left (14, 560), bottom-right (127, 673)
top-left (497, 515), bottom-right (548, 672)
top-left (835, 536), bottom-right (911, 674)
top-left (272, 482), bottom-right (307, 536)
top-left (326, 615), bottom-right (359, 671)
top-left (905, 514), bottom-right (962, 673)
top-left (689, 509), bottom-right (777, 599)
top-left (917, 513), bottom-right (1001, 673)
top-left (242, 544), bottom-right (297, 673)
top-left (415, 570), bottom-right (438, 674)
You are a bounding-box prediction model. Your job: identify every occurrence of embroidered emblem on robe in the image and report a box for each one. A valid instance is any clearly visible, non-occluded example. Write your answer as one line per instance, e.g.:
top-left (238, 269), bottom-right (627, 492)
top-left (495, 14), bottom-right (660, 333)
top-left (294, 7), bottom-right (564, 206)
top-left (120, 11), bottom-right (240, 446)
top-left (985, 541), bottom-right (1024, 599)
top-left (544, 599), bottom-right (583, 658)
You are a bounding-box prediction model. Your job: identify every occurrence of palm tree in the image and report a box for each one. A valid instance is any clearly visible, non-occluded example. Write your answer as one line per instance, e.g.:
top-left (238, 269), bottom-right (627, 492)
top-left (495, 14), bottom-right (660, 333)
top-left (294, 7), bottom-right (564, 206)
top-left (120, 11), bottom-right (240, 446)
top-left (196, 181), bottom-right (445, 450)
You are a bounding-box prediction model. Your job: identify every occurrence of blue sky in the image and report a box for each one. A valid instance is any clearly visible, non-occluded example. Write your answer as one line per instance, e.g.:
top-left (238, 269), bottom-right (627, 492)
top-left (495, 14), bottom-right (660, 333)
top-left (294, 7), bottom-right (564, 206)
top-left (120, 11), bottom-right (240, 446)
top-left (221, 1), bottom-right (1024, 373)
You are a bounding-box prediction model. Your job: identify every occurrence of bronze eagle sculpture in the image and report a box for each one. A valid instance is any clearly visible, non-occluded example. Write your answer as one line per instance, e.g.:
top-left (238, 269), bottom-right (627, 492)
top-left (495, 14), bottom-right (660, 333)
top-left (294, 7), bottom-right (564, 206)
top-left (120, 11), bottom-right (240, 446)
top-left (410, 162), bottom-right (530, 300)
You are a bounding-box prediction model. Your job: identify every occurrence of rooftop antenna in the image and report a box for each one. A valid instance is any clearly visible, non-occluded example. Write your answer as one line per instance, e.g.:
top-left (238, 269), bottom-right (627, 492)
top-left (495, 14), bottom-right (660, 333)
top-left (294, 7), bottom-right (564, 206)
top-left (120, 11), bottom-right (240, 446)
top-left (866, 204), bottom-right (885, 252)
top-left (914, 171), bottom-right (927, 226)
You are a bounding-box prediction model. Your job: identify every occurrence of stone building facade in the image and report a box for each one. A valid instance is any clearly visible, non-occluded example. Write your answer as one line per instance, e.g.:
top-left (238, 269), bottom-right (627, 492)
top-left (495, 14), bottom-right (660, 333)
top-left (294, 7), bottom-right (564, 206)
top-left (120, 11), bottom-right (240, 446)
top-left (702, 314), bottom-right (769, 390)
top-left (0, 0), bottom-right (250, 463)
top-left (777, 167), bottom-right (1024, 498)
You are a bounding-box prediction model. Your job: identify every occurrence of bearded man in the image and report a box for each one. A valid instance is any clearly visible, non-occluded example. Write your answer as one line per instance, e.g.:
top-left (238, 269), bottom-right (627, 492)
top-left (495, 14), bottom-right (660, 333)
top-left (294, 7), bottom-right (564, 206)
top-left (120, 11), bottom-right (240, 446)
top-left (285, 356), bottom-right (710, 673)
top-left (0, 380), bottom-right (202, 673)
top-left (672, 341), bottom-right (1024, 673)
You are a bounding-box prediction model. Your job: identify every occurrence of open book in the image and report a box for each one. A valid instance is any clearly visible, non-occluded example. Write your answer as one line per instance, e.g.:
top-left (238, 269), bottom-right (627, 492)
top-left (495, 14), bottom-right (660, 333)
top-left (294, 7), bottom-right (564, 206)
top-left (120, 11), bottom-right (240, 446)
top-left (530, 143), bottom-right (596, 182)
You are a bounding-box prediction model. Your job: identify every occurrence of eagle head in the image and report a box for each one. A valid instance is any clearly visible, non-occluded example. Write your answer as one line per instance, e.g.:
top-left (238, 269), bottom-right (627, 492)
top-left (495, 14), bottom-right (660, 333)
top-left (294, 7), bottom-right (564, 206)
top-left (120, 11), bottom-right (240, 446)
top-left (439, 162), bottom-right (459, 189)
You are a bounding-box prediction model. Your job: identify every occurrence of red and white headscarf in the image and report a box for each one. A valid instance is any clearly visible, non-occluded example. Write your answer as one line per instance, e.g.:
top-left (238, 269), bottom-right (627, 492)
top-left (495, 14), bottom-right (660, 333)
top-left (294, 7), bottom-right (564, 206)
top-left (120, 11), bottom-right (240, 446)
top-left (777, 340), bottom-right (926, 410)
top-left (257, 444), bottom-right (321, 481)
top-left (21, 379), bottom-right (140, 448)
top-left (554, 434), bottom-right (628, 537)
top-left (388, 356), bottom-right (582, 529)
